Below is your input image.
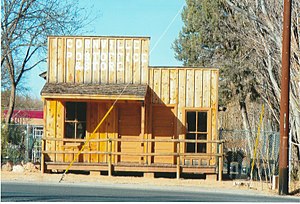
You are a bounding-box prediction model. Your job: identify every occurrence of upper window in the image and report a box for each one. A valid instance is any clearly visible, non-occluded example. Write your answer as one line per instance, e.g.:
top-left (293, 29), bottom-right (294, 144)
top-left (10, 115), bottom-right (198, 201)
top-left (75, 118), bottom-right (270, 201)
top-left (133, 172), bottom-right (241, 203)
top-left (186, 111), bottom-right (208, 153)
top-left (65, 102), bottom-right (86, 139)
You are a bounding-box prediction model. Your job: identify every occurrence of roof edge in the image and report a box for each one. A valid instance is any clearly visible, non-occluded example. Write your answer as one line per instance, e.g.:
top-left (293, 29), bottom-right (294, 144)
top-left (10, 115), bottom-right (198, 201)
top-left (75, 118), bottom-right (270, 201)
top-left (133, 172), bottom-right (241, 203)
top-left (47, 35), bottom-right (151, 39)
top-left (148, 66), bottom-right (219, 70)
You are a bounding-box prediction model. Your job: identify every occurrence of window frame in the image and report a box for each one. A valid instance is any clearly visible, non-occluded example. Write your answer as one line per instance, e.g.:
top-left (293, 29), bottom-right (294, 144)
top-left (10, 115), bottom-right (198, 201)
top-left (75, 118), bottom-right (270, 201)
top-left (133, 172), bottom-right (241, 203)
top-left (184, 108), bottom-right (211, 153)
top-left (64, 102), bottom-right (87, 139)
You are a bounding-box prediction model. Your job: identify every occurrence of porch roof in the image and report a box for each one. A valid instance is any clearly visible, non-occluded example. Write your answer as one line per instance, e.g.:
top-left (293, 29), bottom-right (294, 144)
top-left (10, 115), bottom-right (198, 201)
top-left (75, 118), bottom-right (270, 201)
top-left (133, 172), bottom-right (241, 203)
top-left (40, 83), bottom-right (149, 101)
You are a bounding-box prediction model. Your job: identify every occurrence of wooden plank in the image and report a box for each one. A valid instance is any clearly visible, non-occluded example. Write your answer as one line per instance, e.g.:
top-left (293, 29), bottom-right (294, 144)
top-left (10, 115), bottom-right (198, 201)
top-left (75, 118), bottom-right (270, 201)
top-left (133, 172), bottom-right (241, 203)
top-left (210, 70), bottom-right (218, 165)
top-left (57, 38), bottom-right (65, 83)
top-left (90, 103), bottom-right (99, 163)
top-left (147, 103), bottom-right (153, 164)
top-left (46, 100), bottom-right (57, 162)
top-left (113, 106), bottom-right (118, 163)
top-left (203, 70), bottom-right (211, 107)
top-left (178, 69), bottom-right (186, 108)
top-left (86, 102), bottom-right (92, 162)
top-left (154, 142), bottom-right (174, 151)
top-left (100, 38), bottom-right (108, 84)
top-left (133, 39), bottom-right (141, 84)
top-left (149, 68), bottom-right (154, 90)
top-left (178, 69), bottom-right (186, 154)
top-left (148, 68), bottom-right (154, 104)
top-left (119, 126), bottom-right (141, 135)
top-left (108, 39), bottom-right (116, 83)
top-left (195, 70), bottom-right (203, 107)
top-left (210, 70), bottom-right (218, 110)
top-left (161, 69), bottom-right (170, 104)
top-left (141, 39), bottom-right (149, 84)
top-left (116, 39), bottom-right (125, 83)
top-left (125, 39), bottom-right (133, 84)
top-left (98, 103), bottom-right (107, 162)
top-left (119, 120), bottom-right (141, 126)
top-left (66, 38), bottom-right (75, 83)
top-left (153, 69), bottom-right (161, 104)
top-left (56, 101), bottom-right (63, 162)
top-left (107, 103), bottom-right (116, 162)
top-left (92, 38), bottom-right (101, 83)
top-left (186, 69), bottom-right (195, 107)
top-left (42, 99), bottom-right (47, 169)
top-left (84, 103), bottom-right (91, 163)
top-left (169, 69), bottom-right (178, 104)
top-left (84, 38), bottom-right (92, 83)
top-left (47, 101), bottom-right (56, 161)
top-left (75, 38), bottom-right (84, 83)
top-left (49, 38), bottom-right (57, 83)
top-left (141, 104), bottom-right (146, 164)
top-left (121, 142), bottom-right (142, 149)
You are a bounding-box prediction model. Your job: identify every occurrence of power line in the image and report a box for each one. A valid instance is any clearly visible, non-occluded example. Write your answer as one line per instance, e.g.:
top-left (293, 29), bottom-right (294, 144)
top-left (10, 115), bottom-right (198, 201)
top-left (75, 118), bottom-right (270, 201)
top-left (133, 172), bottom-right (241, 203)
top-left (150, 3), bottom-right (185, 54)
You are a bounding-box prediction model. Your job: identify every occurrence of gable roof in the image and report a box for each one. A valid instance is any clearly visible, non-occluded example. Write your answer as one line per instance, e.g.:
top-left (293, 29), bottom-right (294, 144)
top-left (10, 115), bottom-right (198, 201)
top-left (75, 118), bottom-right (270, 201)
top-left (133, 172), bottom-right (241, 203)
top-left (40, 83), bottom-right (148, 101)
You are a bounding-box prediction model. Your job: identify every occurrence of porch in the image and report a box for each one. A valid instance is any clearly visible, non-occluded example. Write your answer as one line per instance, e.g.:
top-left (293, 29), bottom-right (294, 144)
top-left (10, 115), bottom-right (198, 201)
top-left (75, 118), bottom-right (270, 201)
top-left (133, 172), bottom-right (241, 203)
top-left (42, 137), bottom-right (224, 180)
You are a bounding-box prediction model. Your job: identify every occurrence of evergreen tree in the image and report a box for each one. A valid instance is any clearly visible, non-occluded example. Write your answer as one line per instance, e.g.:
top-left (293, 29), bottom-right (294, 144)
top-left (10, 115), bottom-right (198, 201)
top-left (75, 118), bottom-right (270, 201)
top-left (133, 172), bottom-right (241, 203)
top-left (173, 0), bottom-right (300, 158)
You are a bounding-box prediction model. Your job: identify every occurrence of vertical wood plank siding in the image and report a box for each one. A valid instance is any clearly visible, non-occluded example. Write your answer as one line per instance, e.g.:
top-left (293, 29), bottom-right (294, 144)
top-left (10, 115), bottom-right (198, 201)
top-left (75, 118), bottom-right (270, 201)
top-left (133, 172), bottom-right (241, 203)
top-left (48, 36), bottom-right (149, 84)
top-left (149, 67), bottom-right (219, 165)
top-left (45, 100), bottom-right (64, 162)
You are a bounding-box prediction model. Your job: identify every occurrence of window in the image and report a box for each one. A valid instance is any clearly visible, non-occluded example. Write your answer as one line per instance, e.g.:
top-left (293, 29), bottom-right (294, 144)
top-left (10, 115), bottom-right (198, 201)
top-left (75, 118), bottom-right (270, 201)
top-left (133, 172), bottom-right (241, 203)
top-left (186, 110), bottom-right (208, 153)
top-left (65, 102), bottom-right (86, 139)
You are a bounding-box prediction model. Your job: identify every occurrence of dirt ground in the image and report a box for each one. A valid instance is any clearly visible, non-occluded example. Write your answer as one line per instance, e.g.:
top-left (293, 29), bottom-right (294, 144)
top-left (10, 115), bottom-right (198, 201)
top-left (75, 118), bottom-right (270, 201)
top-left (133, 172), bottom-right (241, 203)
top-left (1, 170), bottom-right (299, 197)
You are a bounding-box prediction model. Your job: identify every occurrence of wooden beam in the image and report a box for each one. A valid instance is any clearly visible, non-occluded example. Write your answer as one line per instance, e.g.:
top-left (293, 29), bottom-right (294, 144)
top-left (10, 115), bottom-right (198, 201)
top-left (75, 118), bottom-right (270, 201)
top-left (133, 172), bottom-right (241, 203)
top-left (176, 142), bottom-right (181, 179)
top-left (108, 139), bottom-right (112, 176)
top-left (141, 103), bottom-right (145, 164)
top-left (45, 162), bottom-right (217, 174)
top-left (218, 142), bottom-right (223, 181)
top-left (41, 139), bottom-right (45, 173)
top-left (41, 94), bottom-right (145, 101)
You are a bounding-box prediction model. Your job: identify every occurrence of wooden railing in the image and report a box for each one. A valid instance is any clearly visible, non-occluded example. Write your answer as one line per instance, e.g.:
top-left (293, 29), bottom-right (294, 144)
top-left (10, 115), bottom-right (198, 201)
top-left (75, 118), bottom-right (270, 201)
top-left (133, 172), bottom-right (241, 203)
top-left (42, 138), bottom-right (224, 180)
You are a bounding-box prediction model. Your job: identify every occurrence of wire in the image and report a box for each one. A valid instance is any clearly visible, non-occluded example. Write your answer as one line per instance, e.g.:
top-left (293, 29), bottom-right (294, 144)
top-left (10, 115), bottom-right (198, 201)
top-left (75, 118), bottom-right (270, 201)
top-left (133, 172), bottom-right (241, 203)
top-left (150, 3), bottom-right (185, 54)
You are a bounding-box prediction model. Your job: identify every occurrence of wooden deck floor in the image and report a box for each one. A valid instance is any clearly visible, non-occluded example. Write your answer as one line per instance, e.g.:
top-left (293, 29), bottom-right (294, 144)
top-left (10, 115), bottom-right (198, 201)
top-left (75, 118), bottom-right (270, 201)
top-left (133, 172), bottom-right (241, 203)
top-left (45, 162), bottom-right (217, 174)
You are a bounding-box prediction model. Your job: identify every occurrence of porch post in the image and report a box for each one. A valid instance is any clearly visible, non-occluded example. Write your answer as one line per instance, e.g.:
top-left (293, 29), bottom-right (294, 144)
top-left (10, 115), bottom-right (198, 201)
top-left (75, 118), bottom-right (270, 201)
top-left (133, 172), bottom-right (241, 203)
top-left (141, 101), bottom-right (145, 164)
top-left (218, 141), bottom-right (223, 181)
top-left (148, 103), bottom-right (153, 165)
top-left (41, 139), bottom-right (45, 173)
top-left (176, 142), bottom-right (181, 179)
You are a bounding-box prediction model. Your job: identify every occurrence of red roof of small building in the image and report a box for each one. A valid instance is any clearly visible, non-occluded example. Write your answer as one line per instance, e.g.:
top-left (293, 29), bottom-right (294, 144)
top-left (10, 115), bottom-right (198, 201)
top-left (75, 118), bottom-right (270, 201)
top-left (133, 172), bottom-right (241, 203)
top-left (2, 110), bottom-right (43, 119)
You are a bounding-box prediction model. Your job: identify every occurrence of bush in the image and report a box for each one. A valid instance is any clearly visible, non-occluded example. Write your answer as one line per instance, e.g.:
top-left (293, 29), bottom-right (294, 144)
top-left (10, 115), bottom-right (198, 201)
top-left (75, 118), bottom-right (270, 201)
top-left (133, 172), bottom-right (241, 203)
top-left (1, 123), bottom-right (26, 164)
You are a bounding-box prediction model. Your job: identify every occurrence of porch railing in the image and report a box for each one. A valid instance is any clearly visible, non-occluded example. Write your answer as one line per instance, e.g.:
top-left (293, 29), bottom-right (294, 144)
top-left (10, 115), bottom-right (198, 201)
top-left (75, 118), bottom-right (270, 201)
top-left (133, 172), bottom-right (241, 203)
top-left (42, 138), bottom-right (224, 180)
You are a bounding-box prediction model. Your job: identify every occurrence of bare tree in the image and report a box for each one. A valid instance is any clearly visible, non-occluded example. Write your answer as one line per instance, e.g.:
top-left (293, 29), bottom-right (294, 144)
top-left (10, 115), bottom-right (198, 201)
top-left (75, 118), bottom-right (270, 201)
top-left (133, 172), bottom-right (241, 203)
top-left (1, 0), bottom-right (95, 124)
top-left (224, 0), bottom-right (300, 154)
top-left (173, 0), bottom-right (300, 160)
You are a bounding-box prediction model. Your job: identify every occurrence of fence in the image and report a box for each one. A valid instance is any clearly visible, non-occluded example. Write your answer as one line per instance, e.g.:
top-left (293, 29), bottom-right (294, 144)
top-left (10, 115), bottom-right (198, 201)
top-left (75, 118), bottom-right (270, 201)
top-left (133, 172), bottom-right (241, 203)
top-left (27, 125), bottom-right (43, 163)
top-left (1, 124), bottom-right (43, 164)
top-left (42, 137), bottom-right (224, 180)
top-left (219, 129), bottom-right (280, 181)
top-left (2, 125), bottom-right (298, 182)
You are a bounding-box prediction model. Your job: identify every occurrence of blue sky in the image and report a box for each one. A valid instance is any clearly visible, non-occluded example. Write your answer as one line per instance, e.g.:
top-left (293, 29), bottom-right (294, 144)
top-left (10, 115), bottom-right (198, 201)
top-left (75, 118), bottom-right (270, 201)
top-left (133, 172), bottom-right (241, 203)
top-left (27, 0), bottom-right (185, 97)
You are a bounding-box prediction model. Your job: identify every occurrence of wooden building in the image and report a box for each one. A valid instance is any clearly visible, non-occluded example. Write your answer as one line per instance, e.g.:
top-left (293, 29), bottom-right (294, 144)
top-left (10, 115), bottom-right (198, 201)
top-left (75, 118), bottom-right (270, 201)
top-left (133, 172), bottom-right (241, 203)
top-left (41, 36), bottom-right (223, 180)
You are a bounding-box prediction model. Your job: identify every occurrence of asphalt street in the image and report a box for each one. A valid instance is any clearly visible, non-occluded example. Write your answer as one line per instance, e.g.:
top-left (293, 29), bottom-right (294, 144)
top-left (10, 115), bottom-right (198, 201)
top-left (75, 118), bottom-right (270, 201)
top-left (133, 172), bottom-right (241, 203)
top-left (1, 181), bottom-right (299, 202)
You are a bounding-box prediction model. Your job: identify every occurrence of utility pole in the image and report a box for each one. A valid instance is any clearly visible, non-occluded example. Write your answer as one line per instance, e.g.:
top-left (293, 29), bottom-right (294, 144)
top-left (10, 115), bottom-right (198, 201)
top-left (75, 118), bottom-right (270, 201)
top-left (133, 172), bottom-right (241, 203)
top-left (279, 0), bottom-right (292, 195)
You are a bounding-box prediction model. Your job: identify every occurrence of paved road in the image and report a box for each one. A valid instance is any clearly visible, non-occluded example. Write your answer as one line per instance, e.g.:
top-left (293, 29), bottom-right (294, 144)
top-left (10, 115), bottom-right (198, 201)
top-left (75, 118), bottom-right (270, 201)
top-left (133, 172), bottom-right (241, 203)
top-left (1, 181), bottom-right (299, 202)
